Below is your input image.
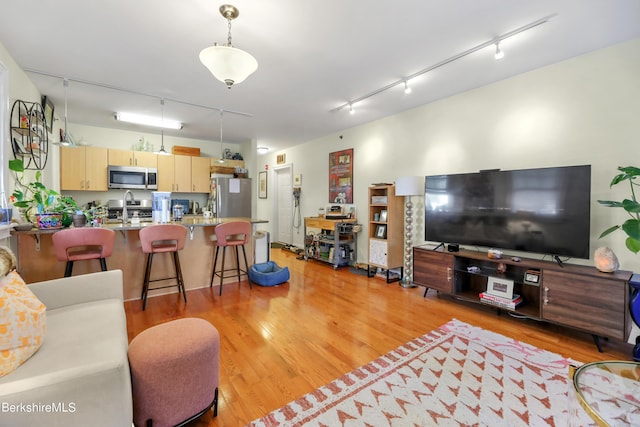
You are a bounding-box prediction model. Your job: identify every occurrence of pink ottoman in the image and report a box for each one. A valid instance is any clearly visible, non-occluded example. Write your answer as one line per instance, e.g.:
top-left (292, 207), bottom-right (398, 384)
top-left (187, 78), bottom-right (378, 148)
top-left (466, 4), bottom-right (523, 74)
top-left (128, 318), bottom-right (220, 427)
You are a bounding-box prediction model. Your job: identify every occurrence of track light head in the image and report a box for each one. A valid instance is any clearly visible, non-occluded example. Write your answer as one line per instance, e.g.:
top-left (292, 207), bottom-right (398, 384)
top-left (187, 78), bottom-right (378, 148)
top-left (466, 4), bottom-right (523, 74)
top-left (404, 80), bottom-right (412, 94)
top-left (494, 43), bottom-right (504, 60)
top-left (349, 104), bottom-right (355, 115)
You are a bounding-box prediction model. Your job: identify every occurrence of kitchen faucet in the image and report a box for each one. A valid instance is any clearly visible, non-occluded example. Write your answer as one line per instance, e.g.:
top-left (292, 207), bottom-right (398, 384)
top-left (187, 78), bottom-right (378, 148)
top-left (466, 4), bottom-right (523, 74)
top-left (122, 190), bottom-right (135, 224)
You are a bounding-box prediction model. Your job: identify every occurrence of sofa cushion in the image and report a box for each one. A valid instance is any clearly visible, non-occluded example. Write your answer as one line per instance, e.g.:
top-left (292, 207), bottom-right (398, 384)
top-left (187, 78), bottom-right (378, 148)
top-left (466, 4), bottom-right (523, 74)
top-left (0, 298), bottom-right (132, 427)
top-left (0, 271), bottom-right (46, 377)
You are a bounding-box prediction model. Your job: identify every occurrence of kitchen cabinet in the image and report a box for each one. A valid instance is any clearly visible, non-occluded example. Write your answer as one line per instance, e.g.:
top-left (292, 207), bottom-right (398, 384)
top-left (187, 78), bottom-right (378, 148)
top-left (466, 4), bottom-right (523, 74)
top-left (157, 154), bottom-right (207, 193)
top-left (108, 148), bottom-right (157, 168)
top-left (413, 245), bottom-right (632, 351)
top-left (174, 155), bottom-right (191, 192)
top-left (60, 146), bottom-right (108, 191)
top-left (191, 156), bottom-right (211, 192)
top-left (157, 154), bottom-right (174, 192)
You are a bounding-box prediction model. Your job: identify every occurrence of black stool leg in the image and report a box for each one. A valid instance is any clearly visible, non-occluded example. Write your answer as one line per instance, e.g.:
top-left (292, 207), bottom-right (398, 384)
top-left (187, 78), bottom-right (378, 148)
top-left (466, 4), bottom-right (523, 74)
top-left (241, 244), bottom-right (252, 289)
top-left (173, 251), bottom-right (187, 303)
top-left (100, 258), bottom-right (108, 272)
top-left (64, 261), bottom-right (74, 277)
top-left (219, 247), bottom-right (227, 296)
top-left (210, 246), bottom-right (220, 287)
top-left (142, 253), bottom-right (153, 310)
top-left (234, 246), bottom-right (241, 283)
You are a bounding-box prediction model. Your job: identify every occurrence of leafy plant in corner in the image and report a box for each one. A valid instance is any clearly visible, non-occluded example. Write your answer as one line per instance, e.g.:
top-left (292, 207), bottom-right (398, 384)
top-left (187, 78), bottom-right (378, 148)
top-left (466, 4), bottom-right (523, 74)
top-left (9, 158), bottom-right (61, 223)
top-left (598, 166), bottom-right (640, 253)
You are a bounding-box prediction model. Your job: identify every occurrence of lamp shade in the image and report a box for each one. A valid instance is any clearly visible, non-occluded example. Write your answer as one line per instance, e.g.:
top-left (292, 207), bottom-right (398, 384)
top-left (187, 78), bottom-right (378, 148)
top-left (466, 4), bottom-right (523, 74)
top-left (396, 176), bottom-right (424, 196)
top-left (199, 45), bottom-right (258, 87)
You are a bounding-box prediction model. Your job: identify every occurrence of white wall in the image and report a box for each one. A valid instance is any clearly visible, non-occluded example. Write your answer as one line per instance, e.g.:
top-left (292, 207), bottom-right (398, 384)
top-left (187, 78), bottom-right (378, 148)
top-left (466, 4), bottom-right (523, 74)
top-left (257, 38), bottom-right (640, 273)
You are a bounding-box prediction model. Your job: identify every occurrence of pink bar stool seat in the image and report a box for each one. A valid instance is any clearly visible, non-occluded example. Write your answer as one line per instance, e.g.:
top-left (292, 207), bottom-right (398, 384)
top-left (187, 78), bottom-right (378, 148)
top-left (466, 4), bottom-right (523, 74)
top-left (209, 220), bottom-right (252, 295)
top-left (52, 228), bottom-right (116, 277)
top-left (139, 224), bottom-right (188, 310)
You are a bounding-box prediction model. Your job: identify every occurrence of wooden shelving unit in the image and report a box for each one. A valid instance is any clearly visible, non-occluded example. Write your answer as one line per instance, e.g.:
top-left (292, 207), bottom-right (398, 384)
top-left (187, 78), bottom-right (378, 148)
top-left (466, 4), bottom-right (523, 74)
top-left (367, 184), bottom-right (404, 282)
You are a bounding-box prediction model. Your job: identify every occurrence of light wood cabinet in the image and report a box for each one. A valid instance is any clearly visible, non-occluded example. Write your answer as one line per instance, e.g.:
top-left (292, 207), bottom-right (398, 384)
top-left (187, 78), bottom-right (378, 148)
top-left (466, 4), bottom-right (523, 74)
top-left (367, 185), bottom-right (404, 277)
top-left (174, 155), bottom-right (191, 192)
top-left (191, 156), bottom-right (211, 192)
top-left (108, 148), bottom-right (157, 168)
top-left (156, 154), bottom-right (209, 193)
top-left (156, 154), bottom-right (175, 191)
top-left (60, 146), bottom-right (108, 191)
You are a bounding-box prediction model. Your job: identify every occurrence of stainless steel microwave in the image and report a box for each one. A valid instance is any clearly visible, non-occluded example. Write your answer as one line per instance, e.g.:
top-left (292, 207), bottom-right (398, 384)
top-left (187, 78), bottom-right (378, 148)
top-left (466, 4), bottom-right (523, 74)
top-left (108, 165), bottom-right (158, 190)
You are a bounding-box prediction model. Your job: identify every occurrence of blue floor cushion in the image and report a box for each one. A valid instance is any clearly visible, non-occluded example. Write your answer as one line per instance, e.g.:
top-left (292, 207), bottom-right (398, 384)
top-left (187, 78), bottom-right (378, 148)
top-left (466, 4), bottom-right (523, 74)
top-left (249, 261), bottom-right (290, 287)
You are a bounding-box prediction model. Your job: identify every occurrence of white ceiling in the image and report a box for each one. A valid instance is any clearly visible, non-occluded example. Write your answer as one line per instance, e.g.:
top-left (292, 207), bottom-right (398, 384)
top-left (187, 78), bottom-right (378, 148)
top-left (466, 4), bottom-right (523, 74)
top-left (1, 1), bottom-right (638, 152)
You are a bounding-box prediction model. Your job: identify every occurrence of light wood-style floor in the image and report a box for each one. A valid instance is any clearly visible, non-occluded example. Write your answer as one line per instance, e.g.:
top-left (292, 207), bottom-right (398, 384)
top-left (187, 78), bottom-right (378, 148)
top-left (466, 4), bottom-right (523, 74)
top-left (124, 248), bottom-right (632, 427)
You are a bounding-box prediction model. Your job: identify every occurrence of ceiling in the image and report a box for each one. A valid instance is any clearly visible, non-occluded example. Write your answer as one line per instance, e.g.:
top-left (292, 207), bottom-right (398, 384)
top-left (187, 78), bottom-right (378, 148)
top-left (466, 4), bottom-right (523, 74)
top-left (1, 1), bottom-right (638, 152)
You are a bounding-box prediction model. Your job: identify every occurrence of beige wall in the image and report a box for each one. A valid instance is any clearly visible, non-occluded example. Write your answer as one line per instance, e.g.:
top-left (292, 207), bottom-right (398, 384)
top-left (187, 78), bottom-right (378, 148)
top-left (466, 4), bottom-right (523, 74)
top-left (4, 38), bottom-right (640, 270)
top-left (257, 38), bottom-right (640, 273)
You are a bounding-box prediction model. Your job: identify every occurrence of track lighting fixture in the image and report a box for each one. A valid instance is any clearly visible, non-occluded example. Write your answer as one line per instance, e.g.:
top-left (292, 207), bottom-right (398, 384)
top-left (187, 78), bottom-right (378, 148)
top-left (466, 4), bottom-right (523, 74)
top-left (349, 104), bottom-right (355, 115)
top-left (404, 80), bottom-right (412, 94)
top-left (494, 42), bottom-right (504, 60)
top-left (331, 14), bottom-right (556, 114)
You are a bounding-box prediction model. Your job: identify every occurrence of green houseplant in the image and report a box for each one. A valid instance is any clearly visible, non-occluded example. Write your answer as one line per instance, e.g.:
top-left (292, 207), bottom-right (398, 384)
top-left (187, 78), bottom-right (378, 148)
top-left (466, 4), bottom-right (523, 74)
top-left (9, 158), bottom-right (62, 226)
top-left (597, 166), bottom-right (640, 253)
top-left (8, 159), bottom-right (93, 228)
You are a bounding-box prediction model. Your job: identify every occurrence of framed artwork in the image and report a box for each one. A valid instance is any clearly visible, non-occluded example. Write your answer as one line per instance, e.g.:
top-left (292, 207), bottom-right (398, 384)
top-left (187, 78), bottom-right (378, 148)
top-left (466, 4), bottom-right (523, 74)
top-left (258, 171), bottom-right (268, 199)
top-left (380, 210), bottom-right (388, 222)
top-left (375, 224), bottom-right (387, 239)
top-left (42, 96), bottom-right (54, 133)
top-left (329, 148), bottom-right (353, 203)
top-left (486, 277), bottom-right (514, 299)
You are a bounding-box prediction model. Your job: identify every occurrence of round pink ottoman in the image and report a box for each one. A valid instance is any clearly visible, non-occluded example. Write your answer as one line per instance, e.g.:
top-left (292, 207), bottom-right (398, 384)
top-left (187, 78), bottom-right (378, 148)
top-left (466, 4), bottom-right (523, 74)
top-left (128, 318), bottom-right (220, 427)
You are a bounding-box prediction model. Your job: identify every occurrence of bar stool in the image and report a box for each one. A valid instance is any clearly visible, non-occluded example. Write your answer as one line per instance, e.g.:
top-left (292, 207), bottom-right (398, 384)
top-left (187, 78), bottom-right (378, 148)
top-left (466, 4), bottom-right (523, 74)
top-left (52, 228), bottom-right (116, 277)
top-left (210, 220), bottom-right (252, 295)
top-left (139, 224), bottom-right (188, 310)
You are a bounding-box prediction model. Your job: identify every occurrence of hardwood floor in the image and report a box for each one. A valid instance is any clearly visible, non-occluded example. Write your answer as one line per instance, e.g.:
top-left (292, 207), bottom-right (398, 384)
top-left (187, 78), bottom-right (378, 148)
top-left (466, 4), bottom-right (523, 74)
top-left (124, 248), bottom-right (632, 427)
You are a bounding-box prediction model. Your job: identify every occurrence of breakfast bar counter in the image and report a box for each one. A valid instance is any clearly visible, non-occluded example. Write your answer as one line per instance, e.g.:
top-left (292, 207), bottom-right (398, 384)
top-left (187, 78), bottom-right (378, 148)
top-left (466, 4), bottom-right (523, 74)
top-left (13, 217), bottom-right (268, 301)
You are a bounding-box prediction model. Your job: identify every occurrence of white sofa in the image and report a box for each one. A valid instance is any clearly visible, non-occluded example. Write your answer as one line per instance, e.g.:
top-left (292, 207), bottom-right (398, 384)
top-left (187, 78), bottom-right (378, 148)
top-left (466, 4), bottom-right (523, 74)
top-left (0, 270), bottom-right (132, 427)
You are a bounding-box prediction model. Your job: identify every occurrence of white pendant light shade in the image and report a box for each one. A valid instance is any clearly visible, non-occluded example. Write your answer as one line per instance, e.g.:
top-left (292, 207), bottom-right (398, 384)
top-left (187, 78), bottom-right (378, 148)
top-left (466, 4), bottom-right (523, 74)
top-left (199, 45), bottom-right (258, 88)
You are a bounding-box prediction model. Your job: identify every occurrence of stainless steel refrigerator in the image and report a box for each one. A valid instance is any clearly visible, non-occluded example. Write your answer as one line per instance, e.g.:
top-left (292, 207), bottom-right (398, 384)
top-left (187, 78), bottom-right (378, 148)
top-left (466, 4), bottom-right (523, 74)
top-left (208, 177), bottom-right (252, 218)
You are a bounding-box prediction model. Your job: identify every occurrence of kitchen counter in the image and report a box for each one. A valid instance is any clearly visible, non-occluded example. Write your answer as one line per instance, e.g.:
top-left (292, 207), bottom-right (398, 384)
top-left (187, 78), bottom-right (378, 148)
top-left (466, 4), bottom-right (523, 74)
top-left (12, 217), bottom-right (268, 301)
top-left (16, 216), bottom-right (267, 233)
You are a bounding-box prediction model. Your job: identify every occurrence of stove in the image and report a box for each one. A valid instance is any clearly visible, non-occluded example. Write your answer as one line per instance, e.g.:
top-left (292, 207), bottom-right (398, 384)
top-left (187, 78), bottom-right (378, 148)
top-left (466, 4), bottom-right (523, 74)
top-left (107, 199), bottom-right (153, 222)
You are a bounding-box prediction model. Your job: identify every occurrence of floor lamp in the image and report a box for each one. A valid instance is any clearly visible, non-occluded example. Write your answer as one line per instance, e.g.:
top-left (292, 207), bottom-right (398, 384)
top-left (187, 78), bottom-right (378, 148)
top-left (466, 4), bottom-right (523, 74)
top-left (396, 176), bottom-right (424, 288)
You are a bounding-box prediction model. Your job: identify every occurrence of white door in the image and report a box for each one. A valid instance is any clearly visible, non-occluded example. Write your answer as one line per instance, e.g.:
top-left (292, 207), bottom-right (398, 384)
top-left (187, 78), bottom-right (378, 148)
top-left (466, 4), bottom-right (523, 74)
top-left (274, 165), bottom-right (293, 244)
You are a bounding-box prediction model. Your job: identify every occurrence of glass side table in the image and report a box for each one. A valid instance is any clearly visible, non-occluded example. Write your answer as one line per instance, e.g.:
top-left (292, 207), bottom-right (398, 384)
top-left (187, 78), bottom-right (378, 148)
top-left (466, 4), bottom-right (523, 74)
top-left (570, 361), bottom-right (640, 426)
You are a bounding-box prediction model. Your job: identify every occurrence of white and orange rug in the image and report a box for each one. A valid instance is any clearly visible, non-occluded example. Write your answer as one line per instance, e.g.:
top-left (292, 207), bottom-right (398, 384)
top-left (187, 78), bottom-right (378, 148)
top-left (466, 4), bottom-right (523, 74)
top-left (247, 319), bottom-right (596, 427)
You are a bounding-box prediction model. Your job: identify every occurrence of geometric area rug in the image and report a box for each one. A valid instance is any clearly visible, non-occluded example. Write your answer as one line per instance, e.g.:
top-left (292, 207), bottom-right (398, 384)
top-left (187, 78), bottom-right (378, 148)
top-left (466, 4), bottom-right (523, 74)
top-left (246, 319), bottom-right (597, 427)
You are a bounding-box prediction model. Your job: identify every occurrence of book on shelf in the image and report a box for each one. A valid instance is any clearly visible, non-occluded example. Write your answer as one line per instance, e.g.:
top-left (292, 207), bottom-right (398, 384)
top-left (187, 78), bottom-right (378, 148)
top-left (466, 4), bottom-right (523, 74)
top-left (478, 292), bottom-right (523, 309)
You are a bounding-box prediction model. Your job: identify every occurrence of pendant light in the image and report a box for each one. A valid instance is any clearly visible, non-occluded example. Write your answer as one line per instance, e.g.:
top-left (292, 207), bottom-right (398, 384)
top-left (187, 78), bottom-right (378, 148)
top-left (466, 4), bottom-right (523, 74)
top-left (217, 110), bottom-right (226, 164)
top-left (199, 4), bottom-right (258, 89)
top-left (154, 99), bottom-right (170, 155)
top-left (54, 79), bottom-right (76, 147)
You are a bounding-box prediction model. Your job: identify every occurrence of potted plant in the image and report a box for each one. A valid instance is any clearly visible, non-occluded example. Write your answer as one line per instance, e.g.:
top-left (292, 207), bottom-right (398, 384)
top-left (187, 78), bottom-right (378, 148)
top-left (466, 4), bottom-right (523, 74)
top-left (597, 166), bottom-right (640, 253)
top-left (58, 196), bottom-right (94, 227)
top-left (9, 159), bottom-right (63, 228)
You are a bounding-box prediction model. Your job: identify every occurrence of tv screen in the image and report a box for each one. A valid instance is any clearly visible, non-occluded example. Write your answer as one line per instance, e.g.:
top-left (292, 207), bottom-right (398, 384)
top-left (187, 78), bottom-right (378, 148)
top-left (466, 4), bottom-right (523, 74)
top-left (425, 165), bottom-right (591, 259)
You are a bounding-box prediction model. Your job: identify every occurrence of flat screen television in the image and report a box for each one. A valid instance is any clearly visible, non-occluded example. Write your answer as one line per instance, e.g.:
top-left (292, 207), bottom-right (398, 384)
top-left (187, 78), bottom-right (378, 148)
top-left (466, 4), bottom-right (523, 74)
top-left (424, 165), bottom-right (591, 259)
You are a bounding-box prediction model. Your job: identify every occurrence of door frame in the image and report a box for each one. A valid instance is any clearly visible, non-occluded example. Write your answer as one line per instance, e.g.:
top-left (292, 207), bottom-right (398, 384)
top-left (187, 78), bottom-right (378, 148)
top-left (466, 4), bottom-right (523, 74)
top-left (271, 163), bottom-right (293, 245)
